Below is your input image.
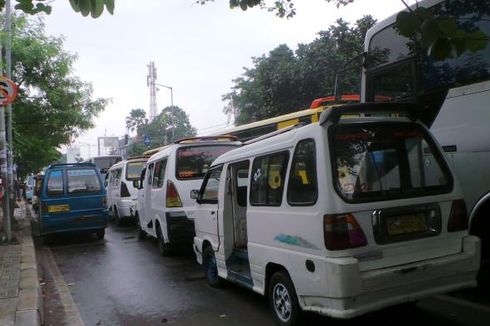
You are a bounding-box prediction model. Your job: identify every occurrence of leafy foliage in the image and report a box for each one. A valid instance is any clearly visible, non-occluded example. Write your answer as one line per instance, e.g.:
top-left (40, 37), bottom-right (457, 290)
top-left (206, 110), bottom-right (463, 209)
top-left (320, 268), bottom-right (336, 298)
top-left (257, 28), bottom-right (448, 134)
top-left (9, 16), bottom-right (108, 175)
top-left (129, 106), bottom-right (197, 156)
top-left (125, 108), bottom-right (147, 133)
top-left (0, 0), bottom-right (114, 18)
top-left (224, 16), bottom-right (375, 125)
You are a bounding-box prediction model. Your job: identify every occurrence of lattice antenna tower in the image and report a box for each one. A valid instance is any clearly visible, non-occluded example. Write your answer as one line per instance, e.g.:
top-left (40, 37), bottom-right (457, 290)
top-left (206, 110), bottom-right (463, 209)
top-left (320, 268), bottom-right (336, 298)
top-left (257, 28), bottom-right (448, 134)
top-left (147, 61), bottom-right (157, 121)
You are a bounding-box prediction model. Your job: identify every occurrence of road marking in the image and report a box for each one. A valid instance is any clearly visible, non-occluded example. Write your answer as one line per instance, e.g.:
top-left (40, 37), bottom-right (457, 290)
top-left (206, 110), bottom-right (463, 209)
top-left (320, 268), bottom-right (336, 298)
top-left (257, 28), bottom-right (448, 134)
top-left (435, 294), bottom-right (490, 314)
top-left (43, 247), bottom-right (85, 326)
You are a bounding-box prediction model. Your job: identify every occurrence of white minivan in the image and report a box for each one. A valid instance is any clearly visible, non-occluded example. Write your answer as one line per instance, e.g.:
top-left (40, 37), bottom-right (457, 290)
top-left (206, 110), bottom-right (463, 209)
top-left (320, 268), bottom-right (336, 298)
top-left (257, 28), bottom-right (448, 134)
top-left (193, 103), bottom-right (481, 325)
top-left (107, 156), bottom-right (148, 225)
top-left (137, 136), bottom-right (241, 255)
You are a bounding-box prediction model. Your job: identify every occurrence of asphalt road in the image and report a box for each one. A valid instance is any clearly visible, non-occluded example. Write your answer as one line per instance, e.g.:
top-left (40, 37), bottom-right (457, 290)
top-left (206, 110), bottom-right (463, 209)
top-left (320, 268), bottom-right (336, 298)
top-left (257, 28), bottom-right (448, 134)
top-left (35, 222), bottom-right (490, 326)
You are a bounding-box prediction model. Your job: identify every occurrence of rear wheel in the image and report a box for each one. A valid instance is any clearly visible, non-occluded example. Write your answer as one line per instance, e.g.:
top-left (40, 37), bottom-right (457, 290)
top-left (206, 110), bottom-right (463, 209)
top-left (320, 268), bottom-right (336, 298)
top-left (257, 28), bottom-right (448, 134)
top-left (268, 271), bottom-right (302, 326)
top-left (96, 229), bottom-right (105, 240)
top-left (203, 246), bottom-right (223, 288)
top-left (156, 225), bottom-right (172, 256)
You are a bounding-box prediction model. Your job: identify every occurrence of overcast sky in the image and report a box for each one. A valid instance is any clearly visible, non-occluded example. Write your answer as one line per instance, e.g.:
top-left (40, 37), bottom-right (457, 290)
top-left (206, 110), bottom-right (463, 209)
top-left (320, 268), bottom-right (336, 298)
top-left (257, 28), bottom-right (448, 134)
top-left (41, 0), bottom-right (408, 158)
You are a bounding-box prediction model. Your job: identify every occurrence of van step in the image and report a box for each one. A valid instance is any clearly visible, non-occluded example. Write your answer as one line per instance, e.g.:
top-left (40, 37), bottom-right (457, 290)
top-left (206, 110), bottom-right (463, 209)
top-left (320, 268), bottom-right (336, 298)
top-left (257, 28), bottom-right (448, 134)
top-left (227, 269), bottom-right (253, 289)
top-left (226, 249), bottom-right (251, 281)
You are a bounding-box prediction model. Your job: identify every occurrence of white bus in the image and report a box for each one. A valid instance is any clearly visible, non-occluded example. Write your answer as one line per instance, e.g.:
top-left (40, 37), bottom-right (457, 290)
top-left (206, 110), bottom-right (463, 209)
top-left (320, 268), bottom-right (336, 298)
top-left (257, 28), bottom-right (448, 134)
top-left (86, 155), bottom-right (123, 179)
top-left (361, 0), bottom-right (490, 275)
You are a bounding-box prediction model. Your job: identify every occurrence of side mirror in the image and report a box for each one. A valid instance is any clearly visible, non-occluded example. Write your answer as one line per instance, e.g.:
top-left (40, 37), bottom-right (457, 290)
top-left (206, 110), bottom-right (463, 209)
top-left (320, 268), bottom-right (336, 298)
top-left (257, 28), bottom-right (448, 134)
top-left (133, 180), bottom-right (139, 189)
top-left (190, 189), bottom-right (200, 200)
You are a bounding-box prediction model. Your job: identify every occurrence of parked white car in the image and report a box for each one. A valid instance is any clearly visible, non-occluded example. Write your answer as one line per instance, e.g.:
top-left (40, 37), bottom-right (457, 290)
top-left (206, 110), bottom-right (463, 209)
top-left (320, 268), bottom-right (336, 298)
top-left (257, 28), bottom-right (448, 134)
top-left (107, 156), bottom-right (148, 225)
top-left (137, 136), bottom-right (241, 255)
top-left (193, 103), bottom-right (481, 326)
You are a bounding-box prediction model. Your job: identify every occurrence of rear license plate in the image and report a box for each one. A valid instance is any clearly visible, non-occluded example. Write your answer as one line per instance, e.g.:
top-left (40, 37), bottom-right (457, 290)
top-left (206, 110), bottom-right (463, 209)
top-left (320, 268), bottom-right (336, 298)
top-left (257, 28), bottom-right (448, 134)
top-left (74, 215), bottom-right (97, 223)
top-left (47, 204), bottom-right (70, 213)
top-left (386, 213), bottom-right (427, 236)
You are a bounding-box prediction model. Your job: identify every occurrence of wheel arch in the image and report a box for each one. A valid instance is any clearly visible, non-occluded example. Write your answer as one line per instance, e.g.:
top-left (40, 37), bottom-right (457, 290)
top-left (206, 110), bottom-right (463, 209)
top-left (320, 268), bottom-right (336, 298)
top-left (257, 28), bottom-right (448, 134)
top-left (469, 193), bottom-right (490, 259)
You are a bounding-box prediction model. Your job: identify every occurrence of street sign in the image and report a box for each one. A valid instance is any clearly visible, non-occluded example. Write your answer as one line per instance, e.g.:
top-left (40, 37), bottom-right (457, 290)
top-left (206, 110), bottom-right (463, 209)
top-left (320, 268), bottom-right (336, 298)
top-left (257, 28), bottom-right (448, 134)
top-left (143, 134), bottom-right (150, 146)
top-left (0, 76), bottom-right (17, 105)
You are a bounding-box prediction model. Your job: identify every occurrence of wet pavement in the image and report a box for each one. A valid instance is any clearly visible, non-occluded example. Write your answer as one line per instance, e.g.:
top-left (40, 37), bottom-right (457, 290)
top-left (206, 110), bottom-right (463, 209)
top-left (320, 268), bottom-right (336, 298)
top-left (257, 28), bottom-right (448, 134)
top-left (35, 222), bottom-right (490, 326)
top-left (37, 223), bottom-right (273, 326)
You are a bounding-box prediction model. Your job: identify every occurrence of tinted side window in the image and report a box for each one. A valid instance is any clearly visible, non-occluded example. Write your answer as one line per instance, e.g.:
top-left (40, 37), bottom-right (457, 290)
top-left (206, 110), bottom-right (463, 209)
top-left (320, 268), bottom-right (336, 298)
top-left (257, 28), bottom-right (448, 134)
top-left (200, 167), bottom-right (223, 204)
top-left (139, 167), bottom-right (146, 189)
top-left (287, 139), bottom-right (318, 206)
top-left (250, 151), bottom-right (289, 206)
top-left (147, 163), bottom-right (154, 185)
top-left (47, 170), bottom-right (64, 197)
top-left (153, 159), bottom-right (167, 189)
top-left (67, 169), bottom-right (101, 194)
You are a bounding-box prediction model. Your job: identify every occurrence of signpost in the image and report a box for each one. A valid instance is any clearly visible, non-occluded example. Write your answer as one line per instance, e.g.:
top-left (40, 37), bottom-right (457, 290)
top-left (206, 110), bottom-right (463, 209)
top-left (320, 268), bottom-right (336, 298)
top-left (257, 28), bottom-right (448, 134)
top-left (143, 134), bottom-right (150, 146)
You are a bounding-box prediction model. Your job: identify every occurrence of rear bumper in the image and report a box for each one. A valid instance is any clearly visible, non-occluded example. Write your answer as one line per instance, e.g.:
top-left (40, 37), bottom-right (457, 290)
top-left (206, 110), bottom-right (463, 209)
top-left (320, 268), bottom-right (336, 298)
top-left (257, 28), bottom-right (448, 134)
top-left (166, 212), bottom-right (195, 244)
top-left (116, 199), bottom-right (137, 219)
top-left (300, 235), bottom-right (481, 319)
top-left (41, 212), bottom-right (109, 235)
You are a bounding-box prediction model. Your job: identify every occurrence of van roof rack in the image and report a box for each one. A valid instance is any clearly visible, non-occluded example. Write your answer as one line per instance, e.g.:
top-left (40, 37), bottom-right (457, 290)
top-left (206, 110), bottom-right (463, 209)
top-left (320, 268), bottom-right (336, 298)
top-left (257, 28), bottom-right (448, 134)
top-left (48, 162), bottom-right (96, 168)
top-left (127, 155), bottom-right (150, 160)
top-left (243, 123), bottom-right (306, 146)
top-left (175, 135), bottom-right (239, 144)
top-left (319, 102), bottom-right (422, 125)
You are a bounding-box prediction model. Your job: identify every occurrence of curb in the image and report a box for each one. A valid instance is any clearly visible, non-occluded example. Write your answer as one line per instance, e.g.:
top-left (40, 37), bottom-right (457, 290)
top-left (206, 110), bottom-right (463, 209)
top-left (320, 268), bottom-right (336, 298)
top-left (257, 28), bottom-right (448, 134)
top-left (15, 206), bottom-right (43, 326)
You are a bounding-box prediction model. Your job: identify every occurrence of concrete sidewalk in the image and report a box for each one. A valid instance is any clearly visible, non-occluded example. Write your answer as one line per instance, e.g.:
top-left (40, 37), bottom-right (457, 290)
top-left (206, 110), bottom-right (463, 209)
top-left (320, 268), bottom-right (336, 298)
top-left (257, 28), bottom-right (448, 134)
top-left (0, 200), bottom-right (43, 326)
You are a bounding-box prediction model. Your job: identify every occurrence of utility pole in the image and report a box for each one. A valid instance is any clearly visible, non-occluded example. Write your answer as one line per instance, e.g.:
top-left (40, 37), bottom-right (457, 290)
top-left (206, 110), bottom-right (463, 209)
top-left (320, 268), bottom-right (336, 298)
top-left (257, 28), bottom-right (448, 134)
top-left (0, 0), bottom-right (11, 241)
top-left (6, 0), bottom-right (13, 202)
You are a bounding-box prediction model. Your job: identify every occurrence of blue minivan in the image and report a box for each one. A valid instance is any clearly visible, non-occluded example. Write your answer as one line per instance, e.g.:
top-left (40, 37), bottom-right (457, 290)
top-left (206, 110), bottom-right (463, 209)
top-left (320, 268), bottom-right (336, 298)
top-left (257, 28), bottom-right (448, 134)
top-left (38, 163), bottom-right (109, 239)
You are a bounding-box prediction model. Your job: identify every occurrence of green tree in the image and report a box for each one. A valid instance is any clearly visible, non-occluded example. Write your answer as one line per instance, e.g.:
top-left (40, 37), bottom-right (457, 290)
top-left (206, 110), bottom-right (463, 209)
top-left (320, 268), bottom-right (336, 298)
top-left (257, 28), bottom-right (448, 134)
top-left (224, 16), bottom-right (374, 125)
top-left (0, 0), bottom-right (114, 18)
top-left (125, 108), bottom-right (147, 133)
top-left (137, 106), bottom-right (197, 149)
top-left (10, 15), bottom-right (108, 175)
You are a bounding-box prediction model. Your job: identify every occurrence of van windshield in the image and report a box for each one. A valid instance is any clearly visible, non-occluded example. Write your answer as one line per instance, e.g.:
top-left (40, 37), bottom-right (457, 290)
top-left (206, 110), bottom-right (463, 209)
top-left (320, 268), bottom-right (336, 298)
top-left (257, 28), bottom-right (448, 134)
top-left (67, 168), bottom-right (102, 194)
top-left (330, 122), bottom-right (453, 203)
top-left (176, 145), bottom-right (238, 180)
top-left (126, 161), bottom-right (145, 180)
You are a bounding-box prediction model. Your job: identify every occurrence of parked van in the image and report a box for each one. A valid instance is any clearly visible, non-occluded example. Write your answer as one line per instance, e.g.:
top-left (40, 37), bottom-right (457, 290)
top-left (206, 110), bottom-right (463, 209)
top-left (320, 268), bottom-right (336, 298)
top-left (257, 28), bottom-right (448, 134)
top-left (193, 103), bottom-right (480, 325)
top-left (107, 156), bottom-right (148, 225)
top-left (38, 163), bottom-right (109, 239)
top-left (137, 136), bottom-right (241, 255)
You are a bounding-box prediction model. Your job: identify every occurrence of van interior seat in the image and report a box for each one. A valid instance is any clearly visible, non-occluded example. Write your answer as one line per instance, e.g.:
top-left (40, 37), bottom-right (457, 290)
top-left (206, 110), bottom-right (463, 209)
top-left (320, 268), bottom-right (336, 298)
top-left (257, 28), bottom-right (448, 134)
top-left (235, 185), bottom-right (248, 248)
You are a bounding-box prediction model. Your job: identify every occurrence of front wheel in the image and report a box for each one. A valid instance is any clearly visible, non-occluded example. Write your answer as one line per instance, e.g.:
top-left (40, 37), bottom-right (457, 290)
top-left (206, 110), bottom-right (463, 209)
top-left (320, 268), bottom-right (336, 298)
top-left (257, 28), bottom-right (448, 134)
top-left (137, 216), bottom-right (146, 240)
top-left (157, 226), bottom-right (172, 257)
top-left (203, 246), bottom-right (223, 288)
top-left (268, 271), bottom-right (302, 326)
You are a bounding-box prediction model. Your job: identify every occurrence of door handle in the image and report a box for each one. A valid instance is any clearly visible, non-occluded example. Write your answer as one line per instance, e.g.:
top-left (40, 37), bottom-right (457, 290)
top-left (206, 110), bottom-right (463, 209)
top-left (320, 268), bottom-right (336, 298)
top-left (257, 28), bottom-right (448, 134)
top-left (211, 211), bottom-right (215, 215)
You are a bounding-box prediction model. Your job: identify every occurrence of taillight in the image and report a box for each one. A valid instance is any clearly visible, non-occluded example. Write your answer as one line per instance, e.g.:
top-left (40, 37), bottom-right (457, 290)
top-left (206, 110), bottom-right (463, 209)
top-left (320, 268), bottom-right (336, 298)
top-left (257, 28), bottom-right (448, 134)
top-left (324, 213), bottom-right (367, 250)
top-left (166, 180), bottom-right (182, 208)
top-left (41, 202), bottom-right (47, 214)
top-left (102, 196), bottom-right (107, 208)
top-left (448, 199), bottom-right (468, 232)
top-left (120, 181), bottom-right (131, 197)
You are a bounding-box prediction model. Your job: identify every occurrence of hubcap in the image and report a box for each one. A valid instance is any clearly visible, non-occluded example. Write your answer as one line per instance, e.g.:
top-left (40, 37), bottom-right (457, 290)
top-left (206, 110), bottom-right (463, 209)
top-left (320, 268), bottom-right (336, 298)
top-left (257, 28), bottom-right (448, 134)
top-left (273, 283), bottom-right (291, 322)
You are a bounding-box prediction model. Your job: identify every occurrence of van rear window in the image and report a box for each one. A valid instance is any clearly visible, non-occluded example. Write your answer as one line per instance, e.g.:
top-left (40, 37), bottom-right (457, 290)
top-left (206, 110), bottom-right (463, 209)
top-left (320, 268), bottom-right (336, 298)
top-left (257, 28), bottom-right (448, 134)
top-left (330, 122), bottom-right (453, 203)
top-left (126, 161), bottom-right (145, 180)
top-left (67, 169), bottom-right (102, 194)
top-left (176, 145), bottom-right (238, 180)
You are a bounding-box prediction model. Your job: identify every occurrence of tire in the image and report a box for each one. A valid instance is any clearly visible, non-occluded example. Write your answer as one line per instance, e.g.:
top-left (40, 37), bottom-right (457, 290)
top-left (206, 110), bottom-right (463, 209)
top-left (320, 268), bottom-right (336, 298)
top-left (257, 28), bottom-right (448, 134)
top-left (137, 216), bottom-right (146, 240)
top-left (96, 228), bottom-right (105, 240)
top-left (156, 225), bottom-right (172, 256)
top-left (203, 246), bottom-right (223, 288)
top-left (268, 271), bottom-right (302, 326)
top-left (114, 207), bottom-right (121, 226)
